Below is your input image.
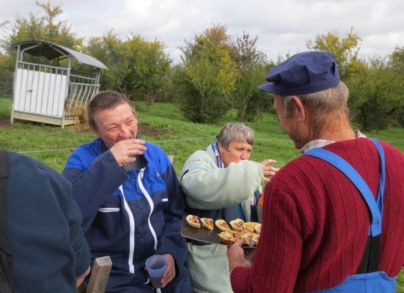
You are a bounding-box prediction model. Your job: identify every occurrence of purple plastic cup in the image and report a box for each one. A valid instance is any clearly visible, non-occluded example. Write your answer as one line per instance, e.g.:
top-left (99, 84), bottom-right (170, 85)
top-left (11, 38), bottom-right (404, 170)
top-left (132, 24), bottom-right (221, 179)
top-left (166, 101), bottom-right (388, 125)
top-left (145, 255), bottom-right (168, 288)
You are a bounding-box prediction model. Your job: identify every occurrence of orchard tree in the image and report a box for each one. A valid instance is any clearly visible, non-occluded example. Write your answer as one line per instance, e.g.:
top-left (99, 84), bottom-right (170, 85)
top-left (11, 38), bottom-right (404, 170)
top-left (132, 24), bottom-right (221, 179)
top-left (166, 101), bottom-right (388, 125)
top-left (388, 46), bottom-right (404, 125)
top-left (123, 35), bottom-right (171, 105)
top-left (389, 46), bottom-right (404, 79)
top-left (0, 52), bottom-right (14, 96)
top-left (306, 28), bottom-right (361, 80)
top-left (306, 29), bottom-right (404, 130)
top-left (174, 24), bottom-right (239, 123)
top-left (86, 32), bottom-right (171, 104)
top-left (0, 22), bottom-right (14, 96)
top-left (229, 32), bottom-right (272, 122)
top-left (85, 32), bottom-right (127, 92)
top-left (1, 1), bottom-right (82, 50)
top-left (347, 57), bottom-right (402, 130)
top-left (0, 1), bottom-right (82, 96)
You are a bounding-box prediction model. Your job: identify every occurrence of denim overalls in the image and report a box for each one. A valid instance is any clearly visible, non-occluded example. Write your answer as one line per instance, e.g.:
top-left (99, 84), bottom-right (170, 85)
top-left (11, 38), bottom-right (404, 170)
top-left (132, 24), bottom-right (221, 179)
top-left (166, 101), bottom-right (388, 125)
top-left (305, 139), bottom-right (396, 292)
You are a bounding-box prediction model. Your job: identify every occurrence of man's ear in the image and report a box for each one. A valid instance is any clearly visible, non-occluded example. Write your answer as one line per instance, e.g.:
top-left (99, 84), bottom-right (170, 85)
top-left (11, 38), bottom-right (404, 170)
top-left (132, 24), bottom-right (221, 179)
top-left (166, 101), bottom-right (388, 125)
top-left (90, 126), bottom-right (100, 138)
top-left (291, 96), bottom-right (306, 122)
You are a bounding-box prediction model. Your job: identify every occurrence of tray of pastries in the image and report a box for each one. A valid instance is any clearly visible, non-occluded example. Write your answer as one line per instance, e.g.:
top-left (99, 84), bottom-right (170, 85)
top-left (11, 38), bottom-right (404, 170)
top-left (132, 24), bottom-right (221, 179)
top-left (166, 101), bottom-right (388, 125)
top-left (181, 214), bottom-right (261, 247)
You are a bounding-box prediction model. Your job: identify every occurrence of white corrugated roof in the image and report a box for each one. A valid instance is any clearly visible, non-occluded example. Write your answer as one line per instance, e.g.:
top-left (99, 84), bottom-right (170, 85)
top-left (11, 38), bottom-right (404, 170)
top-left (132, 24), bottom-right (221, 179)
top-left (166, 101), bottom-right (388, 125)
top-left (9, 40), bottom-right (108, 70)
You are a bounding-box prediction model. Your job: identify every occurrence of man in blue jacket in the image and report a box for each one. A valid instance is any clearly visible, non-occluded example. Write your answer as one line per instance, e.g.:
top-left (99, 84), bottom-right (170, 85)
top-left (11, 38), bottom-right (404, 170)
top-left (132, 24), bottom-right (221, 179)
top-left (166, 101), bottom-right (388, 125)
top-left (2, 151), bottom-right (90, 292)
top-left (62, 90), bottom-right (191, 293)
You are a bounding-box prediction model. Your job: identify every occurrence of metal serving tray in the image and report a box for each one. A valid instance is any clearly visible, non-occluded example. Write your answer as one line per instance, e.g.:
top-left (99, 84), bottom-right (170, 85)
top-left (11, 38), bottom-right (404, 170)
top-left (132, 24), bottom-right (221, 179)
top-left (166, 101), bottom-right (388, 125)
top-left (180, 216), bottom-right (256, 248)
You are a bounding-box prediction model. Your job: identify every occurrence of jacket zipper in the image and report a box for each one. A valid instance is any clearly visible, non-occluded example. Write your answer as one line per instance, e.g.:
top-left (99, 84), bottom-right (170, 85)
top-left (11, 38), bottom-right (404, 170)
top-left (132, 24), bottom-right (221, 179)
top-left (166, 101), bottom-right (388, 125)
top-left (119, 185), bottom-right (136, 274)
top-left (138, 168), bottom-right (158, 250)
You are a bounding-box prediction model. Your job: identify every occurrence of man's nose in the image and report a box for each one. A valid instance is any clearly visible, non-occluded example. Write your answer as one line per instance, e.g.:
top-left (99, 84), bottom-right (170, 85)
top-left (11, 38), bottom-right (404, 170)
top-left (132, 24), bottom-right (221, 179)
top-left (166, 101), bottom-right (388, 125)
top-left (120, 127), bottom-right (132, 139)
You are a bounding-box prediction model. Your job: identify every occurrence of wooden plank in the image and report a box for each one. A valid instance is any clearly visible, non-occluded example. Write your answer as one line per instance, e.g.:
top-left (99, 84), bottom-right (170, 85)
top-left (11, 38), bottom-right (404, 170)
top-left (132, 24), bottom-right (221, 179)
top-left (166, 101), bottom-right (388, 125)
top-left (85, 256), bottom-right (112, 293)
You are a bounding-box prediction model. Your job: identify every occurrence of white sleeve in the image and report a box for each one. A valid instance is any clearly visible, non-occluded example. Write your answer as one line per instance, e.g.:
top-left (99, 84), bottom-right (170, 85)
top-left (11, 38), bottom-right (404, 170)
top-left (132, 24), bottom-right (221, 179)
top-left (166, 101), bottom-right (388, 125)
top-left (180, 151), bottom-right (263, 210)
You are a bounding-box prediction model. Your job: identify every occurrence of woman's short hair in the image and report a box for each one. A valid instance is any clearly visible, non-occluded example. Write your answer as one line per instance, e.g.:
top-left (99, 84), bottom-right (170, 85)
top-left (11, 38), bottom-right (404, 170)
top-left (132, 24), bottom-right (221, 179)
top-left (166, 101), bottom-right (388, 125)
top-left (216, 123), bottom-right (255, 148)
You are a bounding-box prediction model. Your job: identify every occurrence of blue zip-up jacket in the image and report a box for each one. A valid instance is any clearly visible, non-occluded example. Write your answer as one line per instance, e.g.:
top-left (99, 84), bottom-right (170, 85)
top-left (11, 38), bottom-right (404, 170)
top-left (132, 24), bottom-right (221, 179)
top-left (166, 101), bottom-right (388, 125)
top-left (7, 151), bottom-right (90, 292)
top-left (62, 138), bottom-right (191, 292)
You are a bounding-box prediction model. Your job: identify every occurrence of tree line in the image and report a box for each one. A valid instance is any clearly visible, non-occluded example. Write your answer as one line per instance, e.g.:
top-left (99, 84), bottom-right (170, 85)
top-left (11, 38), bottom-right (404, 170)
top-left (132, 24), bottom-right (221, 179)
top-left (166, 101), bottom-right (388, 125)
top-left (0, 1), bottom-right (403, 130)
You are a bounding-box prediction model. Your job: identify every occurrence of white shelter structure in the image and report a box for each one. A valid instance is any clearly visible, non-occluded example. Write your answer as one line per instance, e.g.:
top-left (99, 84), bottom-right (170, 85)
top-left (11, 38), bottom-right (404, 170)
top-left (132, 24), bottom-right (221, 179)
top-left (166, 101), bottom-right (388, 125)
top-left (9, 40), bottom-right (108, 127)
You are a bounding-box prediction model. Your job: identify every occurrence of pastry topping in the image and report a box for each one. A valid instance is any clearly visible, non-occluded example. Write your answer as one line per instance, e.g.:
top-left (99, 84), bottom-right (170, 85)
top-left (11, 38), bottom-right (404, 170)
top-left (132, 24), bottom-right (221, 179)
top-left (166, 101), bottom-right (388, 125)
top-left (243, 221), bottom-right (260, 233)
top-left (229, 218), bottom-right (245, 232)
top-left (218, 231), bottom-right (236, 245)
top-left (237, 230), bottom-right (253, 245)
top-left (186, 214), bottom-right (201, 228)
top-left (215, 219), bottom-right (231, 231)
top-left (200, 218), bottom-right (214, 230)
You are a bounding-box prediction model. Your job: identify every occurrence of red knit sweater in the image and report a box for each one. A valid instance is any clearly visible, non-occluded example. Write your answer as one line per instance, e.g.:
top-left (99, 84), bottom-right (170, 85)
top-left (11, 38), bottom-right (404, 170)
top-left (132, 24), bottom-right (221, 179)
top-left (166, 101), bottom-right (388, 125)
top-left (230, 138), bottom-right (404, 292)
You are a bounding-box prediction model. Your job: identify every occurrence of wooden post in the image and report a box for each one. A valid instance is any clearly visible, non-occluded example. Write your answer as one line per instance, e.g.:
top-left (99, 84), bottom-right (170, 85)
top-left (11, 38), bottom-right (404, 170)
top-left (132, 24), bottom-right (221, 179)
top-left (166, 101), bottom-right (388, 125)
top-left (85, 256), bottom-right (112, 293)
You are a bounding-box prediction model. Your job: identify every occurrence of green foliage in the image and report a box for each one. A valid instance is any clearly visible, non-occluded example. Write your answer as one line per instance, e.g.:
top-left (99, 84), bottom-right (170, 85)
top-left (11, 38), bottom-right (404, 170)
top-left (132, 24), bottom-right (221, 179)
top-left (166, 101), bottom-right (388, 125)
top-left (173, 24), bottom-right (238, 123)
top-left (390, 46), bottom-right (404, 75)
top-left (388, 46), bottom-right (404, 125)
top-left (307, 30), bottom-right (404, 130)
top-left (0, 2), bottom-right (402, 132)
top-left (1, 97), bottom-right (403, 173)
top-left (306, 28), bottom-right (361, 80)
top-left (1, 1), bottom-right (82, 50)
top-left (232, 65), bottom-right (273, 122)
top-left (0, 53), bottom-right (14, 97)
top-left (0, 1), bottom-right (84, 97)
top-left (347, 57), bottom-right (403, 130)
top-left (0, 97), bottom-right (301, 173)
top-left (0, 96), bottom-right (11, 116)
top-left (399, 269), bottom-right (404, 293)
top-left (123, 35), bottom-right (171, 105)
top-left (230, 33), bottom-right (273, 122)
top-left (85, 32), bottom-right (171, 104)
top-left (85, 32), bottom-right (127, 91)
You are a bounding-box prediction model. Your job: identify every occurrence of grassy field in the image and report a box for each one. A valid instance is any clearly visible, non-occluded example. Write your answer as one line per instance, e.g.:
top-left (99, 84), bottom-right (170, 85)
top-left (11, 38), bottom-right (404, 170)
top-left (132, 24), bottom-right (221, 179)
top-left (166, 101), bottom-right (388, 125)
top-left (1, 96), bottom-right (404, 290)
top-left (1, 97), bottom-right (403, 172)
top-left (0, 97), bottom-right (305, 173)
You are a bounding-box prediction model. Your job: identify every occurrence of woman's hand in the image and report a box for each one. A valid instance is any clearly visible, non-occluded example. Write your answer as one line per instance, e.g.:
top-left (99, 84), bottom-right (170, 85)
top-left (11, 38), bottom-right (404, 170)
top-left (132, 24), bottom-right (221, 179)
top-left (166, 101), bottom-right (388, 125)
top-left (260, 159), bottom-right (279, 182)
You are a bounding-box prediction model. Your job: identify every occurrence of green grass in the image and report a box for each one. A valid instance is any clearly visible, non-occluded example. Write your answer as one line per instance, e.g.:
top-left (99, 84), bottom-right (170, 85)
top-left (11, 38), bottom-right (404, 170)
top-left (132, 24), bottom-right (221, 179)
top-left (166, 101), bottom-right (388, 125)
top-left (1, 96), bottom-right (404, 290)
top-left (400, 269), bottom-right (404, 293)
top-left (2, 97), bottom-right (402, 173)
top-left (0, 97), bottom-right (303, 173)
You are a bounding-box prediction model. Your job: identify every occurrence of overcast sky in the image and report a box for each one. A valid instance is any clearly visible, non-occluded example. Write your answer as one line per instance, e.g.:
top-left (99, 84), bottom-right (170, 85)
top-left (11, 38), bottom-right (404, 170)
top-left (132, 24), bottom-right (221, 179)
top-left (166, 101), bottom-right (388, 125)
top-left (1, 0), bottom-right (403, 63)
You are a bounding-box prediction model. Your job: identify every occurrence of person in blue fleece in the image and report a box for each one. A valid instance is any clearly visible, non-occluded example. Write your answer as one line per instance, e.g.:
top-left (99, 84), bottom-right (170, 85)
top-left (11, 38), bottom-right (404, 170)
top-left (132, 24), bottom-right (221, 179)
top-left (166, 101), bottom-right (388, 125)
top-left (62, 91), bottom-right (191, 293)
top-left (2, 151), bottom-right (90, 292)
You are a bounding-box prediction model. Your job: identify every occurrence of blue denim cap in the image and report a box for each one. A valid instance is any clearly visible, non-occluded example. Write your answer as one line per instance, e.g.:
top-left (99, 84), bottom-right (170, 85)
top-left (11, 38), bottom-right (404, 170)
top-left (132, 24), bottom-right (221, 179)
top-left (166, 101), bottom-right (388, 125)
top-left (258, 51), bottom-right (340, 96)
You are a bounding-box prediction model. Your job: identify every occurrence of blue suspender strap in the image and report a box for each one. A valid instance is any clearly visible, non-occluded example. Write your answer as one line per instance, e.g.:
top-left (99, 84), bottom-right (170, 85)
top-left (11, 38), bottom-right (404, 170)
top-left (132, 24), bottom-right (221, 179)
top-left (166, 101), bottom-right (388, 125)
top-left (371, 138), bottom-right (386, 220)
top-left (305, 147), bottom-right (382, 236)
top-left (305, 140), bottom-right (386, 274)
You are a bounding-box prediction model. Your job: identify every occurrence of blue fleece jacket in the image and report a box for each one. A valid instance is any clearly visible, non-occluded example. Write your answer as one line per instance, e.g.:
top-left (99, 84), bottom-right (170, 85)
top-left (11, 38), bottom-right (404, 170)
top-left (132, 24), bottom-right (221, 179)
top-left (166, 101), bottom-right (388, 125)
top-left (7, 151), bottom-right (90, 293)
top-left (62, 139), bottom-right (191, 292)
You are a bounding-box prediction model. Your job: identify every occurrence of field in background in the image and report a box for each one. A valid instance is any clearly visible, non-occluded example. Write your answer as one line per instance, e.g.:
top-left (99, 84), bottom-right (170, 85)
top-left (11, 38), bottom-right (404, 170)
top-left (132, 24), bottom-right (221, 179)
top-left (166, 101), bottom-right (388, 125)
top-left (1, 97), bottom-right (403, 173)
top-left (0, 97), bottom-right (304, 173)
top-left (1, 96), bottom-right (403, 290)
